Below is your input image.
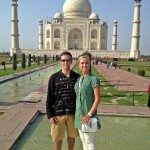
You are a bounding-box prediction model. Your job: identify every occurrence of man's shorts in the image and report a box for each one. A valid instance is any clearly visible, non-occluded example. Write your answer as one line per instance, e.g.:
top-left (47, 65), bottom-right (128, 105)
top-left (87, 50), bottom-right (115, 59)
top-left (50, 115), bottom-right (78, 142)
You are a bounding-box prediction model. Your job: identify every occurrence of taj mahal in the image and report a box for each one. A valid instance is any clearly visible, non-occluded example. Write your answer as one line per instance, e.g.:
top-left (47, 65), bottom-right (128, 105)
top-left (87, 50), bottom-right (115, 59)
top-left (10, 0), bottom-right (142, 58)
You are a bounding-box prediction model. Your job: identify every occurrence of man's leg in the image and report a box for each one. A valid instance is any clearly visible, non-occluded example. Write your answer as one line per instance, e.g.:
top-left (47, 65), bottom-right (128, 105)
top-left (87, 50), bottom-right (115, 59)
top-left (66, 115), bottom-right (79, 150)
top-left (54, 140), bottom-right (62, 150)
top-left (51, 116), bottom-right (66, 150)
top-left (67, 137), bottom-right (75, 150)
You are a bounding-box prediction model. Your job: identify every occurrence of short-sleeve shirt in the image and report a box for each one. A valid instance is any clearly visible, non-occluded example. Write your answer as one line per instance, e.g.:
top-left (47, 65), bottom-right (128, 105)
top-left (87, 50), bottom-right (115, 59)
top-left (74, 75), bottom-right (100, 130)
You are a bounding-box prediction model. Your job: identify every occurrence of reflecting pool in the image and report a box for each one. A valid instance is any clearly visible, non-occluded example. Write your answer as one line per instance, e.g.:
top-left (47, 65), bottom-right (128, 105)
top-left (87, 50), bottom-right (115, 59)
top-left (0, 65), bottom-right (60, 103)
top-left (12, 115), bottom-right (150, 150)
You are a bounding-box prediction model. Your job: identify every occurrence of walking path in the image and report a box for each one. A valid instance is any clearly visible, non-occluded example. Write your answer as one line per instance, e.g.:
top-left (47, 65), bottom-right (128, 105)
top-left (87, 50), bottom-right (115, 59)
top-left (94, 63), bottom-right (150, 92)
top-left (0, 63), bottom-right (150, 149)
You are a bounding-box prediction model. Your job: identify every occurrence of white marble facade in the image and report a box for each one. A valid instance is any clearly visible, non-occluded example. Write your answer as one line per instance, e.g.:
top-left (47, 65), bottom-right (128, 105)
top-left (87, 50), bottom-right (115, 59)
top-left (44, 0), bottom-right (108, 51)
top-left (11, 0), bottom-right (141, 58)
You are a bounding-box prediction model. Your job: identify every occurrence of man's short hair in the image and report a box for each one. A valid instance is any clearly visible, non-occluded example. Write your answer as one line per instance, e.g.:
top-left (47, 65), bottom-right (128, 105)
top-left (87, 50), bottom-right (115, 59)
top-left (60, 51), bottom-right (72, 60)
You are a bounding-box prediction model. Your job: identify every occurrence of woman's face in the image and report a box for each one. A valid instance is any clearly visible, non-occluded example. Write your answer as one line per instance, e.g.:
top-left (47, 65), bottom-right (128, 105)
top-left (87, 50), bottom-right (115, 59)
top-left (79, 57), bottom-right (90, 74)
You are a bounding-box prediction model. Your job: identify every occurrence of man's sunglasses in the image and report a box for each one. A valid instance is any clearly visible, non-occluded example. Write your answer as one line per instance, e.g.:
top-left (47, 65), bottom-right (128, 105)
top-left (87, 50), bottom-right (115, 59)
top-left (61, 59), bottom-right (72, 62)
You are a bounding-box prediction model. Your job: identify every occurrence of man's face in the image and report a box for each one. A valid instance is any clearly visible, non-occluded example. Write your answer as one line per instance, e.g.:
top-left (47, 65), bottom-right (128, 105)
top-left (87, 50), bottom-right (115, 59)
top-left (60, 55), bottom-right (72, 70)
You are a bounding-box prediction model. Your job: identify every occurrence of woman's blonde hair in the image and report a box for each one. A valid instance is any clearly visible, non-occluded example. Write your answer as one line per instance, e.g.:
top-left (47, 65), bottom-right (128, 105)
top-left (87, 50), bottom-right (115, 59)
top-left (78, 55), bottom-right (91, 63)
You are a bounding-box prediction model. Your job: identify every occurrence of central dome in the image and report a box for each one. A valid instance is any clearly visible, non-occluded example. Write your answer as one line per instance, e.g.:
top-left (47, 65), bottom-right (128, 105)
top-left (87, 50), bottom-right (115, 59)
top-left (63, 0), bottom-right (92, 19)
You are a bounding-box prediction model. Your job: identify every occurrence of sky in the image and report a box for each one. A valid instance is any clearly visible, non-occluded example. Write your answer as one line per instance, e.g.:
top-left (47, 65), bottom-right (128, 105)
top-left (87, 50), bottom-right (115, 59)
top-left (0, 0), bottom-right (149, 55)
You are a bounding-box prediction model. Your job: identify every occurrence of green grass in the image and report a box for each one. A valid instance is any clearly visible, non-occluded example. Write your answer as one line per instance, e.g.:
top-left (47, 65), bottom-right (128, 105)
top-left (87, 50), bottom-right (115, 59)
top-left (117, 60), bottom-right (150, 78)
top-left (0, 61), bottom-right (56, 77)
top-left (73, 64), bottom-right (148, 106)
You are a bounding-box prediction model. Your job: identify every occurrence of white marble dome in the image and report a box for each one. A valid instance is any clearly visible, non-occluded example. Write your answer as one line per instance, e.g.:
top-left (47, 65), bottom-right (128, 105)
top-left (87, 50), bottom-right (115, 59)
top-left (114, 20), bottom-right (118, 24)
top-left (89, 12), bottom-right (99, 20)
top-left (54, 12), bottom-right (62, 19)
top-left (63, 0), bottom-right (92, 18)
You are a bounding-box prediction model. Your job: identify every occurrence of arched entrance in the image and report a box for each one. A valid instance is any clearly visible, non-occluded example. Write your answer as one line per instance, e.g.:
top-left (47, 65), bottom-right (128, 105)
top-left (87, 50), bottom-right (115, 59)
top-left (90, 42), bottom-right (97, 50)
top-left (68, 28), bottom-right (83, 50)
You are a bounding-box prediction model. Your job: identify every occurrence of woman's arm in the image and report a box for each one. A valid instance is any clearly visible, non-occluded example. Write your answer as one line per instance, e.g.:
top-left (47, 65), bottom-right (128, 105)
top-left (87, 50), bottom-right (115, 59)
top-left (81, 85), bottom-right (100, 123)
top-left (88, 85), bottom-right (100, 115)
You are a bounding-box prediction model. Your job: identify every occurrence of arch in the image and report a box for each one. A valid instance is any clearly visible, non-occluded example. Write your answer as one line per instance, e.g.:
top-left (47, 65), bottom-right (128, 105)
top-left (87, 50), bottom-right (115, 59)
top-left (46, 30), bottom-right (50, 38)
top-left (46, 41), bottom-right (50, 49)
top-left (54, 29), bottom-right (60, 38)
top-left (54, 41), bottom-right (60, 50)
top-left (90, 42), bottom-right (97, 50)
top-left (68, 28), bottom-right (83, 50)
top-left (91, 30), bottom-right (97, 39)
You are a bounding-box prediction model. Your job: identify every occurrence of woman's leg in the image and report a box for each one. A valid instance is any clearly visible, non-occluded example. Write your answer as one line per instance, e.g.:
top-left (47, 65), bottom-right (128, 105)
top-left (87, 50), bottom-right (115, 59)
top-left (79, 130), bottom-right (96, 150)
top-left (79, 130), bottom-right (88, 150)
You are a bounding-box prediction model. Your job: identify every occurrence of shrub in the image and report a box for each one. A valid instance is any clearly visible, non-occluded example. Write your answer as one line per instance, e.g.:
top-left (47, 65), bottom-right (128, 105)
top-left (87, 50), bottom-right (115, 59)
top-left (82, 51), bottom-right (91, 60)
top-left (138, 70), bottom-right (145, 76)
top-left (127, 68), bottom-right (131, 71)
top-left (33, 55), bottom-right (36, 62)
top-left (128, 58), bottom-right (135, 61)
top-left (113, 58), bottom-right (118, 61)
top-left (44, 55), bottom-right (47, 64)
top-left (1, 61), bottom-right (6, 70)
top-left (56, 55), bottom-right (60, 61)
top-left (12, 53), bottom-right (17, 70)
top-left (37, 57), bottom-right (40, 65)
top-left (52, 55), bottom-right (55, 61)
top-left (21, 54), bottom-right (26, 69)
top-left (28, 54), bottom-right (31, 67)
top-left (148, 67), bottom-right (150, 71)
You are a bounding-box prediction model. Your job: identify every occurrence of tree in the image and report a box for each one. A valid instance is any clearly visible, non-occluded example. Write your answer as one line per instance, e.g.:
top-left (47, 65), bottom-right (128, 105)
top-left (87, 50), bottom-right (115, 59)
top-left (28, 54), bottom-right (31, 67)
top-left (1, 61), bottom-right (6, 70)
top-left (33, 55), bottom-right (36, 62)
top-left (21, 54), bottom-right (26, 69)
top-left (44, 55), bottom-right (47, 64)
top-left (37, 57), bottom-right (40, 65)
top-left (12, 53), bottom-right (17, 70)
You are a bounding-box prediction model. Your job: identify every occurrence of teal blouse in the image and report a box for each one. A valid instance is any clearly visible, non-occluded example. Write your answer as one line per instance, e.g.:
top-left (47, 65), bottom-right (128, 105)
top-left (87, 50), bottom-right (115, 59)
top-left (74, 75), bottom-right (101, 130)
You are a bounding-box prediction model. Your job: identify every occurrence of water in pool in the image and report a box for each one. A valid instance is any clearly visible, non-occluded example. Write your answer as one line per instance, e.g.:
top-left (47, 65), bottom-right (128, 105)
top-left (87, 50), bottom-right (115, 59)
top-left (12, 115), bottom-right (150, 150)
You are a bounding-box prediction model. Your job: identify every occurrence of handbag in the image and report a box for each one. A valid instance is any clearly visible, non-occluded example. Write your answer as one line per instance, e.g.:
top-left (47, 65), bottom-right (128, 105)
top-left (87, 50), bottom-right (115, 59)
top-left (79, 76), bottom-right (101, 133)
top-left (81, 117), bottom-right (98, 133)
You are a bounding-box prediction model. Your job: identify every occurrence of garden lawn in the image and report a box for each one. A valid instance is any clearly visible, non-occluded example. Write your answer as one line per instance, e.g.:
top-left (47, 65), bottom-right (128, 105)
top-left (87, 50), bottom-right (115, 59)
top-left (73, 64), bottom-right (148, 106)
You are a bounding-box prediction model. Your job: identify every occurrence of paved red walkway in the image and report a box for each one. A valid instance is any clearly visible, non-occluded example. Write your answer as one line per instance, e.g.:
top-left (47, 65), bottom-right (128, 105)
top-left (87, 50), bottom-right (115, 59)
top-left (94, 63), bottom-right (150, 92)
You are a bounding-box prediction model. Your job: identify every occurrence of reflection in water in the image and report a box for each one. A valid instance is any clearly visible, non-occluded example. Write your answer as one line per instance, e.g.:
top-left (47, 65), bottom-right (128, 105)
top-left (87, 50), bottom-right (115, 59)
top-left (13, 115), bottom-right (150, 150)
top-left (0, 65), bottom-right (60, 103)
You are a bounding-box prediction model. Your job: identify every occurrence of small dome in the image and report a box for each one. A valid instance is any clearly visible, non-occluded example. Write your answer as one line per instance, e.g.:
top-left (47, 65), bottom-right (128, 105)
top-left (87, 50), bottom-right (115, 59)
top-left (63, 0), bottom-right (91, 18)
top-left (89, 12), bottom-right (99, 20)
top-left (114, 20), bottom-right (118, 24)
top-left (54, 12), bottom-right (62, 19)
top-left (39, 19), bottom-right (43, 22)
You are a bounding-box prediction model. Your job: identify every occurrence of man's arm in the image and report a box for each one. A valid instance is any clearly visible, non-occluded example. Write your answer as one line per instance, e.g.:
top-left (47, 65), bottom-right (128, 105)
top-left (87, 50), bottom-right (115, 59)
top-left (46, 76), bottom-right (55, 119)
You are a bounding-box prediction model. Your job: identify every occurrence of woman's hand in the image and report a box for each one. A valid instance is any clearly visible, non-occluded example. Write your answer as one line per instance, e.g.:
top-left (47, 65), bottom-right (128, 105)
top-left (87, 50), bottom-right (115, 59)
top-left (81, 114), bottom-right (91, 124)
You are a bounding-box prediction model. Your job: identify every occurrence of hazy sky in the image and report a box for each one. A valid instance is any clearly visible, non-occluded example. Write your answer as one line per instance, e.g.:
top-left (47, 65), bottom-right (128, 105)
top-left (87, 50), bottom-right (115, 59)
top-left (0, 0), bottom-right (149, 55)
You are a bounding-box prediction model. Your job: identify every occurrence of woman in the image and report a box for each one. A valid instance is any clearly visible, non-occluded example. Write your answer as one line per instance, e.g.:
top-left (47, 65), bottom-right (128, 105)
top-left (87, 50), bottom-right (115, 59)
top-left (74, 55), bottom-right (101, 150)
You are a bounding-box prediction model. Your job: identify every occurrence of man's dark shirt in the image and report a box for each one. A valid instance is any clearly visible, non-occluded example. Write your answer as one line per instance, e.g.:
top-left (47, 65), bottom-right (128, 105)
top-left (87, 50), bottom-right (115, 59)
top-left (46, 70), bottom-right (80, 119)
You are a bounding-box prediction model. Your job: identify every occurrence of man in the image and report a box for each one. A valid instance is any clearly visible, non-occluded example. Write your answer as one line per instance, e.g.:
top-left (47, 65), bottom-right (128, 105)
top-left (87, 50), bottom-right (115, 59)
top-left (46, 51), bottom-right (80, 150)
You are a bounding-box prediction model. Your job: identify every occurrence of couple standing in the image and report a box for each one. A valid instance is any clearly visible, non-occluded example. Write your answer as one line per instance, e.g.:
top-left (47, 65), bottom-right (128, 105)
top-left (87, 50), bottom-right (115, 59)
top-left (46, 51), bottom-right (101, 150)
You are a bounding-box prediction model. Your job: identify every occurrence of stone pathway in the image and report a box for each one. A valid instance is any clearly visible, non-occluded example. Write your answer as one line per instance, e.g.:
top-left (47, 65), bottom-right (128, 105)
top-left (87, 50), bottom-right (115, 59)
top-left (94, 63), bottom-right (150, 92)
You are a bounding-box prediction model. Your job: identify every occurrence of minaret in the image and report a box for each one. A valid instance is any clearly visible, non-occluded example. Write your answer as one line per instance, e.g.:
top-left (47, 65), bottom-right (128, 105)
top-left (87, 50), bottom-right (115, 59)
top-left (10, 0), bottom-right (21, 56)
top-left (38, 19), bottom-right (44, 49)
top-left (130, 0), bottom-right (142, 58)
top-left (112, 20), bottom-right (118, 51)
